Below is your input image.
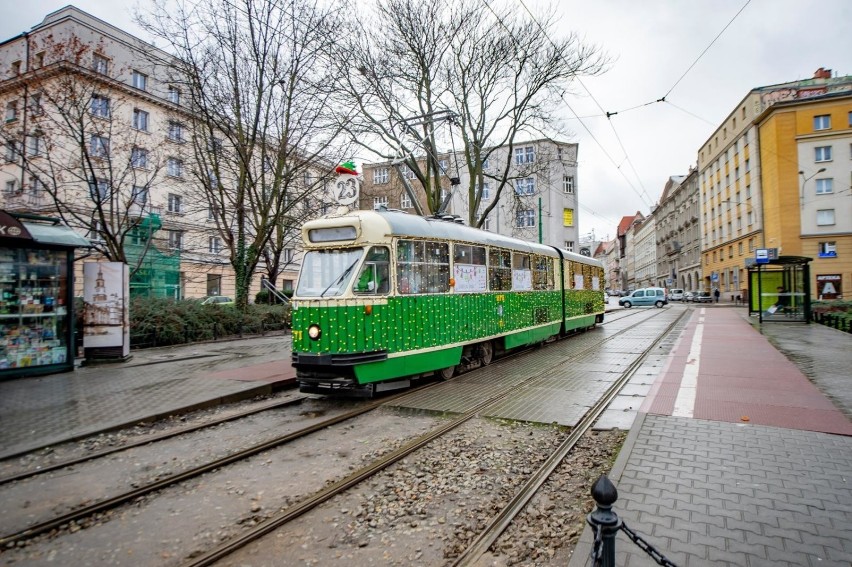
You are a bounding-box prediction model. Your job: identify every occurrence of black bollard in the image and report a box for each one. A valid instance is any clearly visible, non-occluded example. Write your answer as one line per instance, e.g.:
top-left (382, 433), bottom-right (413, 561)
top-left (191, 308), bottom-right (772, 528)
top-left (587, 474), bottom-right (622, 567)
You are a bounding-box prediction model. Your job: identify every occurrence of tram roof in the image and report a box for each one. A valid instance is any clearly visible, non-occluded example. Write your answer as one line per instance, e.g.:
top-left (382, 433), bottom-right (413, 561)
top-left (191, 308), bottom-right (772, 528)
top-left (303, 209), bottom-right (601, 267)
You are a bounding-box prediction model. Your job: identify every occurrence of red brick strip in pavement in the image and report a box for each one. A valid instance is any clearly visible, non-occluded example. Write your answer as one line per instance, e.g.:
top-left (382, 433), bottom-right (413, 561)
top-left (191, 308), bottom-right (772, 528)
top-left (207, 361), bottom-right (297, 384)
top-left (643, 308), bottom-right (852, 436)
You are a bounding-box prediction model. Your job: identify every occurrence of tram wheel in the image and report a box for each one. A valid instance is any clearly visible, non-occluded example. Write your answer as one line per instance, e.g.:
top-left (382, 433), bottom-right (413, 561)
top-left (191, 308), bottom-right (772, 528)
top-left (439, 365), bottom-right (456, 380)
top-left (478, 341), bottom-right (493, 366)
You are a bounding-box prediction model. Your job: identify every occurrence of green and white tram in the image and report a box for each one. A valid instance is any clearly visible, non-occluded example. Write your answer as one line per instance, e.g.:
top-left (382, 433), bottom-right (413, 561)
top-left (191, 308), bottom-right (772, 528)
top-left (291, 209), bottom-right (605, 396)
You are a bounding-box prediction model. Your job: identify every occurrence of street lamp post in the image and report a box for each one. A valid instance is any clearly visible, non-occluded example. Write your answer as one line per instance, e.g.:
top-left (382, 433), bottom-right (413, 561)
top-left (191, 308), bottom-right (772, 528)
top-left (798, 168), bottom-right (827, 209)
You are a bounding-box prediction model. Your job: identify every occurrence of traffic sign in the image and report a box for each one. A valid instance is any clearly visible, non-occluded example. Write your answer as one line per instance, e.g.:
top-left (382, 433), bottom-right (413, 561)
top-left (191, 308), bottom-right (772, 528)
top-left (755, 249), bottom-right (769, 264)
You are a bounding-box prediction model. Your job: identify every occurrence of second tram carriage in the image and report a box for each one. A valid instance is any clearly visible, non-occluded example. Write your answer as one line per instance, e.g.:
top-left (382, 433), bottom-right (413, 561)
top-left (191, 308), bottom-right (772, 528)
top-left (290, 209), bottom-right (605, 396)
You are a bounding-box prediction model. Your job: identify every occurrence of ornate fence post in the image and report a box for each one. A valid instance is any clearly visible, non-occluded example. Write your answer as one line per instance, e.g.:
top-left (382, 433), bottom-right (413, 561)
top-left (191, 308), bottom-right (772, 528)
top-left (587, 474), bottom-right (622, 567)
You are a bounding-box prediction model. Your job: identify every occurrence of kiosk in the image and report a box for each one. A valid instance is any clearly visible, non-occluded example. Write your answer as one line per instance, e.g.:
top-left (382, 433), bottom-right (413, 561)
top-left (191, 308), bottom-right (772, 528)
top-left (0, 211), bottom-right (91, 378)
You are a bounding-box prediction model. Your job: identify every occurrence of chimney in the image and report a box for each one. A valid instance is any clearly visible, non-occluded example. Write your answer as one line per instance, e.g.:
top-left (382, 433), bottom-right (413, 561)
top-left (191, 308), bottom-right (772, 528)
top-left (813, 67), bottom-right (832, 80)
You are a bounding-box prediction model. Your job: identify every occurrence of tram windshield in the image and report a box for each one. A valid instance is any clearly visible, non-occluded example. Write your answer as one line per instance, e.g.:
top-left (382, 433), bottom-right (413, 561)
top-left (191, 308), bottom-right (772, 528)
top-left (295, 248), bottom-right (363, 297)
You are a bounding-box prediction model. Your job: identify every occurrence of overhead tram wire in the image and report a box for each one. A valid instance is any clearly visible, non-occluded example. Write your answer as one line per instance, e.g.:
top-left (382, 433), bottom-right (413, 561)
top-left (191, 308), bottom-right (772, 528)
top-left (494, 0), bottom-right (653, 209)
top-left (664, 0), bottom-right (752, 99)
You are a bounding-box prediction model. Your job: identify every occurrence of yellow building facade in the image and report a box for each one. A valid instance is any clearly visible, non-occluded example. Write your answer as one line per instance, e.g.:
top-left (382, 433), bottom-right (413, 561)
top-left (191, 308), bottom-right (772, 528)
top-left (757, 94), bottom-right (852, 300)
top-left (699, 70), bottom-right (852, 300)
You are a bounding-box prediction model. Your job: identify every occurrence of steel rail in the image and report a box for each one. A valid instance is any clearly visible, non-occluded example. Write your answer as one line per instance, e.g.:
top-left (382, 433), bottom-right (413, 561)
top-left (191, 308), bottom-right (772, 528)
top-left (180, 308), bottom-right (676, 567)
top-left (0, 386), bottom-right (426, 548)
top-left (0, 395), bottom-right (307, 485)
top-left (452, 308), bottom-right (690, 566)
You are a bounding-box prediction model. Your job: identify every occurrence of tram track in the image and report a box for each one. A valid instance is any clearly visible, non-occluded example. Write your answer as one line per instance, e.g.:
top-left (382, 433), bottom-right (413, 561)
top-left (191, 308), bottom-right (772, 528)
top-left (0, 386), bottom-right (431, 548)
top-left (0, 307), bottom-right (679, 562)
top-left (180, 307), bottom-right (684, 567)
top-left (0, 395), bottom-right (308, 486)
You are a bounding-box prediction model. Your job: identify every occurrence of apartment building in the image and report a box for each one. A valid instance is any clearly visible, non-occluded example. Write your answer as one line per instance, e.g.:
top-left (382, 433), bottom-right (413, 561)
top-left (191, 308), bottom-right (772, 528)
top-left (698, 68), bottom-right (852, 298)
top-left (654, 169), bottom-right (702, 291)
top-left (0, 6), bottom-right (328, 298)
top-left (755, 92), bottom-right (852, 300)
top-left (360, 139), bottom-right (581, 250)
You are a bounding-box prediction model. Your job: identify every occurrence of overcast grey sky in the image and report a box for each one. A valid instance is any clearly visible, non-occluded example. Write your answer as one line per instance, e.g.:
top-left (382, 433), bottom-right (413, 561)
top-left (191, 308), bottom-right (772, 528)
top-left (4, 0), bottom-right (850, 243)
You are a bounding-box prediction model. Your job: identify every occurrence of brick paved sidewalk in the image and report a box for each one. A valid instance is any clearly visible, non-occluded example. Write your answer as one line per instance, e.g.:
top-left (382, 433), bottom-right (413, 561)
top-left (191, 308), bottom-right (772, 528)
top-left (571, 414), bottom-right (852, 566)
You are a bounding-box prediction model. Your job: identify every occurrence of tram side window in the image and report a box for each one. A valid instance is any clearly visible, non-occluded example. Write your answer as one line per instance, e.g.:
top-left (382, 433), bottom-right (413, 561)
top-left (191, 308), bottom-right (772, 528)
top-left (354, 246), bottom-right (390, 294)
top-left (397, 240), bottom-right (449, 294)
top-left (532, 255), bottom-right (554, 290)
top-left (453, 244), bottom-right (487, 293)
top-left (512, 253), bottom-right (532, 291)
top-left (488, 248), bottom-right (512, 291)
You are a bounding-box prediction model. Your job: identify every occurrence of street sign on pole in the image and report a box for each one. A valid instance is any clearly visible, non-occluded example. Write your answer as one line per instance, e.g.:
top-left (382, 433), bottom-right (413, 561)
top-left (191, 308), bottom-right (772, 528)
top-left (756, 249), bottom-right (769, 264)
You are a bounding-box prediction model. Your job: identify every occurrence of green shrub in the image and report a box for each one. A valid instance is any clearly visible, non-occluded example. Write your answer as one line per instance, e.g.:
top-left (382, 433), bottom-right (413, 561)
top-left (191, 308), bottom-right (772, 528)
top-left (129, 297), bottom-right (291, 348)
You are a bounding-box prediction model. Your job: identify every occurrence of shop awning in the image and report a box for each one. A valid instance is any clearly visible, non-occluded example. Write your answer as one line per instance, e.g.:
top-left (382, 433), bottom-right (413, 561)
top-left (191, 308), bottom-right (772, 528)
top-left (23, 221), bottom-right (92, 248)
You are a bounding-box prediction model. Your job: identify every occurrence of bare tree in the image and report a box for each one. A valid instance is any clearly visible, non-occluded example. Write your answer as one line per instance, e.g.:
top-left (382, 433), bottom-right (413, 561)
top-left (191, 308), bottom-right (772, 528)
top-left (138, 0), bottom-right (351, 308)
top-left (334, 0), bottom-right (605, 224)
top-left (1, 34), bottom-right (168, 274)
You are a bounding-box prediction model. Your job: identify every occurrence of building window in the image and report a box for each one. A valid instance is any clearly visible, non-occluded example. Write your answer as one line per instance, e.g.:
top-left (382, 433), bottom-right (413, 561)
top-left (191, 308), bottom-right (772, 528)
top-left (480, 182), bottom-right (491, 201)
top-left (89, 178), bottom-right (109, 201)
top-left (132, 71), bottom-right (148, 91)
top-left (26, 135), bottom-right (43, 157)
top-left (93, 53), bottom-right (109, 74)
top-left (90, 94), bottom-right (110, 118)
top-left (515, 177), bottom-right (535, 195)
top-left (131, 185), bottom-right (148, 206)
top-left (168, 230), bottom-right (183, 250)
top-left (4, 179), bottom-right (17, 194)
top-left (403, 167), bottom-right (416, 180)
top-left (372, 196), bottom-right (388, 210)
top-left (167, 157), bottom-right (183, 178)
top-left (813, 115), bottom-right (830, 131)
top-left (90, 135), bottom-right (109, 158)
top-left (400, 192), bottom-right (412, 209)
top-left (11, 60), bottom-right (21, 75)
top-left (89, 220), bottom-right (105, 242)
top-left (438, 159), bottom-right (448, 172)
top-left (5, 101), bottom-right (18, 122)
top-left (563, 208), bottom-right (574, 227)
top-left (738, 242), bottom-right (743, 255)
top-left (514, 146), bottom-right (534, 164)
top-left (168, 121), bottom-right (184, 143)
top-left (818, 242), bottom-right (837, 258)
top-left (167, 86), bottom-right (181, 105)
top-left (131, 147), bottom-right (148, 168)
top-left (29, 93), bottom-right (43, 116)
top-left (372, 168), bottom-right (389, 184)
top-left (816, 209), bottom-right (835, 226)
top-left (5, 141), bottom-right (20, 162)
top-left (28, 176), bottom-right (43, 195)
top-left (814, 146), bottom-right (832, 162)
top-left (132, 108), bottom-right (149, 131)
top-left (209, 236), bottom-right (222, 254)
top-left (208, 137), bottom-right (223, 154)
top-left (516, 209), bottom-right (535, 228)
top-left (168, 193), bottom-right (183, 213)
top-left (564, 240), bottom-right (574, 252)
top-left (563, 175), bottom-right (574, 194)
top-left (815, 178), bottom-right (833, 194)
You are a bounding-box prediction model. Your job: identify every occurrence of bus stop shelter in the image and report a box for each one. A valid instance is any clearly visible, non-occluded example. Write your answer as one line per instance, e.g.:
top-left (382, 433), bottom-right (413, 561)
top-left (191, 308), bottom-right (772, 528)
top-left (747, 255), bottom-right (812, 324)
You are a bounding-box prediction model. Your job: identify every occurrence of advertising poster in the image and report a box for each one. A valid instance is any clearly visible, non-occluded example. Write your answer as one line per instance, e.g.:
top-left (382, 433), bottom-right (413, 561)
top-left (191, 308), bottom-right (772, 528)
top-left (83, 262), bottom-right (129, 356)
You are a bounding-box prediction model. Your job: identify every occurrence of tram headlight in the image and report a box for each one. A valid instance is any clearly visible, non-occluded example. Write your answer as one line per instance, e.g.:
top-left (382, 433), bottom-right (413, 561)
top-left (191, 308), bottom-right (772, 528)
top-left (307, 324), bottom-right (322, 341)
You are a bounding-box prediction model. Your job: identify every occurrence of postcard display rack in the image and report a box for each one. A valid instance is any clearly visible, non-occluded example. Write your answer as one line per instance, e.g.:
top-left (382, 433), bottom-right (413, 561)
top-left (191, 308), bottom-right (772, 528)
top-left (0, 247), bottom-right (71, 372)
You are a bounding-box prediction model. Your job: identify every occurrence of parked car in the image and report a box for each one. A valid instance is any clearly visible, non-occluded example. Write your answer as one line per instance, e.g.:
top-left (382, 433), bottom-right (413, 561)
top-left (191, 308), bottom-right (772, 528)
top-left (201, 295), bottom-right (234, 306)
top-left (683, 291), bottom-right (697, 302)
top-left (618, 287), bottom-right (668, 308)
top-left (669, 288), bottom-right (685, 301)
top-left (694, 291), bottom-right (713, 303)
